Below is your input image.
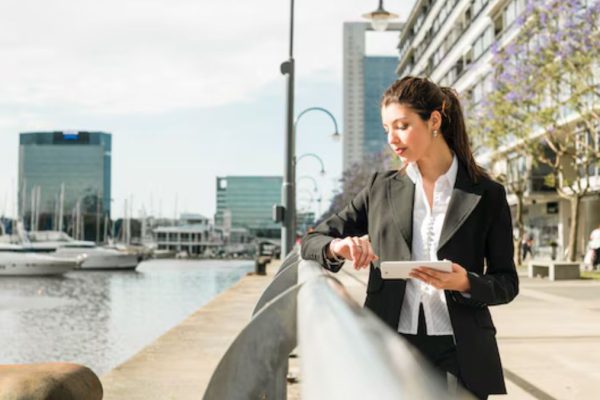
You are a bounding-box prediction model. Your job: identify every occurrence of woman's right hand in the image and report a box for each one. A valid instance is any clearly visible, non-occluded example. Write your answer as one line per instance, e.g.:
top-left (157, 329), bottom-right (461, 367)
top-left (328, 236), bottom-right (379, 270)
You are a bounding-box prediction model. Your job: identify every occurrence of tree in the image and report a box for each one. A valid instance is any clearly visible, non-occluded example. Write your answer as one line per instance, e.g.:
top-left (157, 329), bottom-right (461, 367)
top-left (465, 87), bottom-right (532, 265)
top-left (472, 0), bottom-right (600, 261)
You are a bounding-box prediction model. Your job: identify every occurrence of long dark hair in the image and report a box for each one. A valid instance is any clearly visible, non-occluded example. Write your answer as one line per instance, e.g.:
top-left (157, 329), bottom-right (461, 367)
top-left (381, 76), bottom-right (488, 182)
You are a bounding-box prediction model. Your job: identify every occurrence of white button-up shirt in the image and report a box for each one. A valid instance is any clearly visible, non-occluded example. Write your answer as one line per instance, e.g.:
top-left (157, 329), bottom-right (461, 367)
top-left (397, 155), bottom-right (458, 336)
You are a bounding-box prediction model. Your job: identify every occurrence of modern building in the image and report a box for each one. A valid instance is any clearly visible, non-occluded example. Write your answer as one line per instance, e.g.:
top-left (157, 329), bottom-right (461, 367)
top-left (343, 22), bottom-right (403, 170)
top-left (395, 0), bottom-right (600, 259)
top-left (153, 213), bottom-right (223, 256)
top-left (18, 131), bottom-right (112, 240)
top-left (214, 176), bottom-right (282, 238)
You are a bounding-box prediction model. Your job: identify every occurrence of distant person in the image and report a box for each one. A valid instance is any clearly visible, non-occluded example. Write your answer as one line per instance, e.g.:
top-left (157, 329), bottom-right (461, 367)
top-left (589, 224), bottom-right (600, 268)
top-left (520, 233), bottom-right (533, 263)
top-left (302, 76), bottom-right (519, 399)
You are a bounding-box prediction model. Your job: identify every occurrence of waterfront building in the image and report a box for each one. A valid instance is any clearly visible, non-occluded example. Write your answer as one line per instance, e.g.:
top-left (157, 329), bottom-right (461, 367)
top-left (343, 22), bottom-right (403, 170)
top-left (214, 176), bottom-right (282, 239)
top-left (153, 213), bottom-right (223, 256)
top-left (396, 0), bottom-right (600, 258)
top-left (18, 131), bottom-right (112, 241)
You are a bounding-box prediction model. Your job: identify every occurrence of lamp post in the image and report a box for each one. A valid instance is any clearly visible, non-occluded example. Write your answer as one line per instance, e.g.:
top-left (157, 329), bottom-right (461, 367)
top-left (298, 175), bottom-right (319, 192)
top-left (294, 107), bottom-right (341, 142)
top-left (362, 0), bottom-right (399, 32)
top-left (289, 107), bottom-right (339, 246)
top-left (297, 153), bottom-right (326, 176)
top-left (280, 0), bottom-right (296, 257)
top-left (298, 175), bottom-right (322, 216)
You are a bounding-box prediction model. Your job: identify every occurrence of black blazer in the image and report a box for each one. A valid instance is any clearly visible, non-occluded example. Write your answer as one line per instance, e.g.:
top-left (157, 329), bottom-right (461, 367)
top-left (301, 161), bottom-right (519, 396)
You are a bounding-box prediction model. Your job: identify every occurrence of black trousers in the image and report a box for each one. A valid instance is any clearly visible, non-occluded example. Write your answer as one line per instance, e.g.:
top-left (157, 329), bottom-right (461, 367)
top-left (399, 306), bottom-right (488, 400)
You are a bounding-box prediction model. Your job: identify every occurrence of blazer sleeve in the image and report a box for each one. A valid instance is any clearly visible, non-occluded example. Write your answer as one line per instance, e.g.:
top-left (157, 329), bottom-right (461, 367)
top-left (453, 184), bottom-right (520, 307)
top-left (300, 173), bottom-right (376, 272)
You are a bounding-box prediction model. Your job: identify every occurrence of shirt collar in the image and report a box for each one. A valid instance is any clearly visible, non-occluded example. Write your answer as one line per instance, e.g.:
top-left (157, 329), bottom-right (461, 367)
top-left (406, 153), bottom-right (458, 188)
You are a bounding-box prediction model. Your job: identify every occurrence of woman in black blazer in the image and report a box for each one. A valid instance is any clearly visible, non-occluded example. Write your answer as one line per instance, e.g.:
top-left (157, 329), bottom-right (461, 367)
top-left (301, 76), bottom-right (519, 399)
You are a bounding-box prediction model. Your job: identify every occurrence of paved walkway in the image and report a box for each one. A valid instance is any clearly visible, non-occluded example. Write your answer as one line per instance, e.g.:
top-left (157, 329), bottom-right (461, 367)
top-left (101, 259), bottom-right (598, 399)
top-left (335, 265), bottom-right (600, 400)
top-left (101, 261), bottom-right (280, 400)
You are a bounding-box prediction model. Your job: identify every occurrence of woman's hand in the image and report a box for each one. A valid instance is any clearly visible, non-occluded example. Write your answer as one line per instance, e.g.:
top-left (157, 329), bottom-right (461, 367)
top-left (409, 263), bottom-right (471, 292)
top-left (328, 235), bottom-right (379, 270)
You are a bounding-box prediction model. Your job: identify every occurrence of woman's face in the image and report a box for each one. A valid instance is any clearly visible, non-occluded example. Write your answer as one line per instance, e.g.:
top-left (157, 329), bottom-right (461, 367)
top-left (381, 103), bottom-right (438, 164)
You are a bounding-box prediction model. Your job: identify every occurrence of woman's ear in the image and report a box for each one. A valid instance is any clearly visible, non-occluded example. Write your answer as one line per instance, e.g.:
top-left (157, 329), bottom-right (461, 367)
top-left (430, 110), bottom-right (442, 131)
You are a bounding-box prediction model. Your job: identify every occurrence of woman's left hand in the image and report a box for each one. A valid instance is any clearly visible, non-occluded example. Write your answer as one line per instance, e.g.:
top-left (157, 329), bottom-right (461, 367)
top-left (409, 263), bottom-right (471, 292)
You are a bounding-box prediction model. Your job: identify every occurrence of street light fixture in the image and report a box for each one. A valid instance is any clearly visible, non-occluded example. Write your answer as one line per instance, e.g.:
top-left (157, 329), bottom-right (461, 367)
top-left (297, 153), bottom-right (326, 176)
top-left (298, 175), bottom-right (322, 216)
top-left (279, 0), bottom-right (341, 255)
top-left (298, 175), bottom-right (319, 193)
top-left (294, 107), bottom-right (341, 142)
top-left (362, 0), bottom-right (399, 32)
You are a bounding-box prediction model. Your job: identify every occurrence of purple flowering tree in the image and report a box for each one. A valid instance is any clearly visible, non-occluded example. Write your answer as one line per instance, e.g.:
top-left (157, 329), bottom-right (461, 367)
top-left (472, 0), bottom-right (600, 261)
top-left (465, 90), bottom-right (532, 265)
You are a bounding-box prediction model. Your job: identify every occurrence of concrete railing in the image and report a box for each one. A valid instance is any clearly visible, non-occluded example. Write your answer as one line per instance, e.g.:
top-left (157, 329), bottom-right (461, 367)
top-left (203, 249), bottom-right (468, 400)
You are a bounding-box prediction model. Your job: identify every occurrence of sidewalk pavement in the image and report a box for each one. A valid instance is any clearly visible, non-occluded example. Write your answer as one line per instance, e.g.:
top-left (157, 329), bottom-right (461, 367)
top-left (101, 258), bottom-right (598, 399)
top-left (101, 261), bottom-right (281, 400)
top-left (336, 264), bottom-right (600, 400)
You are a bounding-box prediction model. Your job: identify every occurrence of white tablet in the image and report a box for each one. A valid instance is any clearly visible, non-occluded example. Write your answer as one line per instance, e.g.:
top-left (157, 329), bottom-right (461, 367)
top-left (379, 260), bottom-right (452, 279)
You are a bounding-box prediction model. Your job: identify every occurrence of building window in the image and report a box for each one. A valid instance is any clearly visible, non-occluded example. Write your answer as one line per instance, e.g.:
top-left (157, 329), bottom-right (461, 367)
top-left (472, 0), bottom-right (488, 16)
top-left (473, 25), bottom-right (494, 60)
top-left (503, 0), bottom-right (518, 28)
top-left (494, 14), bottom-right (504, 38)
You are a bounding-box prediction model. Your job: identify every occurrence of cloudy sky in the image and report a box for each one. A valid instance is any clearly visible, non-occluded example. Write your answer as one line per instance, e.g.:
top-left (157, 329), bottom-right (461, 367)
top-left (0, 0), bottom-right (413, 219)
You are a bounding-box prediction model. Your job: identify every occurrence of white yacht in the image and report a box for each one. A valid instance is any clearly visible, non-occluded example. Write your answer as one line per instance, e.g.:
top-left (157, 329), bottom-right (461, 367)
top-left (54, 246), bottom-right (139, 270)
top-left (0, 243), bottom-right (80, 276)
top-left (25, 231), bottom-right (95, 252)
top-left (26, 231), bottom-right (140, 271)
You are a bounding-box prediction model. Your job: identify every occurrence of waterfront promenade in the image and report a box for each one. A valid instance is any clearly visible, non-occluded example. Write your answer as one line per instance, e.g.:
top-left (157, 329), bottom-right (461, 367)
top-left (101, 263), bottom-right (277, 400)
top-left (101, 259), bottom-right (600, 399)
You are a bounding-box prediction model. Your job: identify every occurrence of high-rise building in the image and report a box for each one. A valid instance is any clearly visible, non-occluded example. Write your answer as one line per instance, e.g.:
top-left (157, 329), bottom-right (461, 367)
top-left (18, 131), bottom-right (112, 239)
top-left (343, 22), bottom-right (403, 171)
top-left (214, 176), bottom-right (282, 238)
top-left (396, 0), bottom-right (600, 258)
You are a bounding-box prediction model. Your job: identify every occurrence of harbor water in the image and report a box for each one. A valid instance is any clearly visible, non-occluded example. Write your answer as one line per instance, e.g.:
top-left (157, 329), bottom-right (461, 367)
top-left (0, 259), bottom-right (253, 375)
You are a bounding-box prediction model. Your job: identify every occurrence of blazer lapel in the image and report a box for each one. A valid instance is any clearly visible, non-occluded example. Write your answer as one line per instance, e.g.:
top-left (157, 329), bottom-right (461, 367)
top-left (437, 163), bottom-right (483, 251)
top-left (387, 173), bottom-right (414, 256)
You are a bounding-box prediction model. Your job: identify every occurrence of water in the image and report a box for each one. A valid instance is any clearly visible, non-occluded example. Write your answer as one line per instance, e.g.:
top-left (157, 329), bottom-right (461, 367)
top-left (0, 259), bottom-right (253, 375)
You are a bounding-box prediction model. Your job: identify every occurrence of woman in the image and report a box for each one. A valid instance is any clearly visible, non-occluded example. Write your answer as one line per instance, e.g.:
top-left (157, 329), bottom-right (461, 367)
top-left (301, 76), bottom-right (519, 399)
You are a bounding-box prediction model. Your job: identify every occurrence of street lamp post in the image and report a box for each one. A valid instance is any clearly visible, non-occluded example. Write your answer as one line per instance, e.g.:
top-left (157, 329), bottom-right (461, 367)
top-left (296, 153), bottom-right (326, 176)
top-left (280, 0), bottom-right (296, 256)
top-left (294, 107), bottom-right (341, 142)
top-left (362, 0), bottom-right (399, 32)
top-left (286, 107), bottom-right (339, 251)
top-left (298, 175), bottom-right (322, 216)
top-left (298, 175), bottom-right (319, 192)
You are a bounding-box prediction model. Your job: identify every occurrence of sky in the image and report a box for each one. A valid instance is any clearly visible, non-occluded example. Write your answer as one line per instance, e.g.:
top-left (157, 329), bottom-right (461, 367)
top-left (0, 0), bottom-right (414, 220)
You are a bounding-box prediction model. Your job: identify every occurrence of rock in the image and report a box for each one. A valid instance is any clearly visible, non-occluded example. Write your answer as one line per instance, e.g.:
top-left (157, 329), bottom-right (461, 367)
top-left (0, 363), bottom-right (102, 400)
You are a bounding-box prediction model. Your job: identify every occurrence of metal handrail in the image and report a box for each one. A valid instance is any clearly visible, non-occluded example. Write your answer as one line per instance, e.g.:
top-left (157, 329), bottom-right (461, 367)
top-left (204, 253), bottom-right (471, 399)
top-left (297, 260), bottom-right (451, 399)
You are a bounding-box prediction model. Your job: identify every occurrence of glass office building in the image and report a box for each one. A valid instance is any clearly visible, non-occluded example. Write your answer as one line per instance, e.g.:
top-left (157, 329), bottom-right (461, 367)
top-left (18, 131), bottom-right (112, 237)
top-left (363, 56), bottom-right (399, 156)
top-left (215, 176), bottom-right (282, 238)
